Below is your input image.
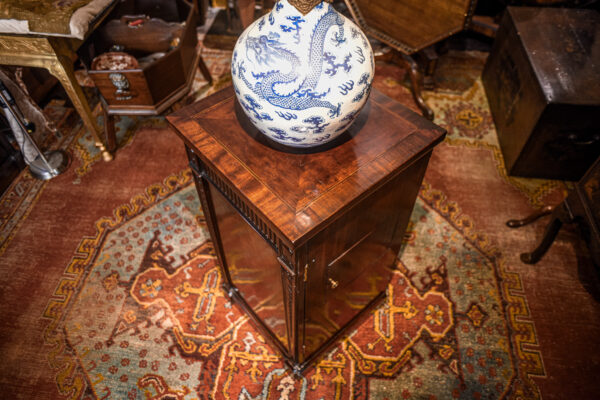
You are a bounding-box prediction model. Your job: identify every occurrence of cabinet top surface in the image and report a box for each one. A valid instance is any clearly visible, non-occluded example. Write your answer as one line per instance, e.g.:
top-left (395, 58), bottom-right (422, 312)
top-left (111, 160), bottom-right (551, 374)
top-left (507, 7), bottom-right (600, 104)
top-left (167, 86), bottom-right (445, 244)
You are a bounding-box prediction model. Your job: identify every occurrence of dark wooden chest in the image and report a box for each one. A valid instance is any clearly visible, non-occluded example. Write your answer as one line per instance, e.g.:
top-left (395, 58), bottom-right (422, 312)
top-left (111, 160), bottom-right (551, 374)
top-left (167, 86), bottom-right (445, 372)
top-left (482, 7), bottom-right (600, 181)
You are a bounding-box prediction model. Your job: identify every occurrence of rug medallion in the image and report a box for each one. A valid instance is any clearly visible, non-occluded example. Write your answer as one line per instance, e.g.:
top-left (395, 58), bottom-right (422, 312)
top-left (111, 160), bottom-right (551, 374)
top-left (42, 170), bottom-right (544, 399)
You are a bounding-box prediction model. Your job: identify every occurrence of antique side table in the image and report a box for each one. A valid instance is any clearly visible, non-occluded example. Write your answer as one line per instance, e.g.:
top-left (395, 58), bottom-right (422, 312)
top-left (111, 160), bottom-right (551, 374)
top-left (167, 86), bottom-right (445, 372)
top-left (0, 0), bottom-right (120, 161)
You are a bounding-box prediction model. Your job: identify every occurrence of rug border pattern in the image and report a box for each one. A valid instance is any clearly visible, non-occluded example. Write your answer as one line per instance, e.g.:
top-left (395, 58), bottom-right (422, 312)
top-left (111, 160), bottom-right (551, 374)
top-left (41, 168), bottom-right (193, 399)
top-left (419, 181), bottom-right (546, 399)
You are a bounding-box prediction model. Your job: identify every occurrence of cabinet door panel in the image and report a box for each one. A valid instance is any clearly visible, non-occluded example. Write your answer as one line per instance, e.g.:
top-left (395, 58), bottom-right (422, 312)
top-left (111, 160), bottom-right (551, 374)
top-left (303, 155), bottom-right (430, 359)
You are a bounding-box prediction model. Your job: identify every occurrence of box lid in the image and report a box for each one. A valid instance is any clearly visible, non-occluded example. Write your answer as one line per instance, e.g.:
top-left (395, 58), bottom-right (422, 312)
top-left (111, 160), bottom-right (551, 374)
top-left (167, 86), bottom-right (445, 246)
top-left (509, 6), bottom-right (600, 105)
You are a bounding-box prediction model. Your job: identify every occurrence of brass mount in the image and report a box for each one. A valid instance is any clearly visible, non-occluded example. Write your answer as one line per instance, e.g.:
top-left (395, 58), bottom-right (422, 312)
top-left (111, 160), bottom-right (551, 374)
top-left (288, 0), bottom-right (333, 15)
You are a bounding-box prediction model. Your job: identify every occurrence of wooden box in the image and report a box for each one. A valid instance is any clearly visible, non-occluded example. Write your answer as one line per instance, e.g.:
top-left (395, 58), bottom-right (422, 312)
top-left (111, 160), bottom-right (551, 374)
top-left (167, 87), bottom-right (445, 372)
top-left (482, 7), bottom-right (600, 181)
top-left (79, 0), bottom-right (199, 114)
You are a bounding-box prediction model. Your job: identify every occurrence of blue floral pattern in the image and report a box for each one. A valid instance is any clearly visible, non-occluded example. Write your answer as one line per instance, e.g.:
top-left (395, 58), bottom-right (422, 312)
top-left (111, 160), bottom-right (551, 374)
top-left (231, 0), bottom-right (374, 147)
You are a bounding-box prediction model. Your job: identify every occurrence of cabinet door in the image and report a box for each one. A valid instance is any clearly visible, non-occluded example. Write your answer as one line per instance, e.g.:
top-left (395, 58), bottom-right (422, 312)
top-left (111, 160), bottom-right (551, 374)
top-left (303, 155), bottom-right (430, 360)
top-left (209, 186), bottom-right (291, 353)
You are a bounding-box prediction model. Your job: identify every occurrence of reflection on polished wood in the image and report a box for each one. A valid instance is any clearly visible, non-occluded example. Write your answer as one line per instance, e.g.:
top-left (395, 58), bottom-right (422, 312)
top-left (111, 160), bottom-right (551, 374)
top-left (211, 187), bottom-right (290, 350)
top-left (0, 34), bottom-right (113, 161)
top-left (168, 86), bottom-right (446, 372)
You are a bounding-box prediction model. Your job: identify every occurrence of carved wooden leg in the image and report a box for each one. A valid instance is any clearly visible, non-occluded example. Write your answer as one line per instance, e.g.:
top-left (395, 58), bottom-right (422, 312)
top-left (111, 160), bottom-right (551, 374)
top-left (400, 53), bottom-right (434, 120)
top-left (519, 203), bottom-right (572, 264)
top-left (420, 45), bottom-right (438, 91)
top-left (47, 40), bottom-right (112, 161)
top-left (506, 205), bottom-right (554, 228)
top-left (101, 104), bottom-right (117, 153)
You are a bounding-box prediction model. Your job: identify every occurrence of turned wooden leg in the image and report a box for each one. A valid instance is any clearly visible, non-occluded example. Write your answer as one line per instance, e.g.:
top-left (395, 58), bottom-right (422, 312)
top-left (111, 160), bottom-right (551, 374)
top-left (506, 205), bottom-right (554, 228)
top-left (519, 203), bottom-right (573, 264)
top-left (101, 103), bottom-right (117, 153)
top-left (420, 45), bottom-right (438, 91)
top-left (400, 53), bottom-right (434, 120)
top-left (197, 55), bottom-right (213, 85)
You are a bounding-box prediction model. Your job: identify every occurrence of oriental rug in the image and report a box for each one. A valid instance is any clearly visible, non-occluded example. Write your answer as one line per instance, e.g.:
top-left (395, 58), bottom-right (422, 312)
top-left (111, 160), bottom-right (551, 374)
top-left (1, 47), bottom-right (599, 400)
top-left (39, 170), bottom-right (542, 399)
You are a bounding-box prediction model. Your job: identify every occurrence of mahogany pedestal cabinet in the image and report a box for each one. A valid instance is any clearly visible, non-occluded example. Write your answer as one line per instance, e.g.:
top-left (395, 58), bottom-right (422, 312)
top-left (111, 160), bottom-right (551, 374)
top-left (167, 86), bottom-right (445, 372)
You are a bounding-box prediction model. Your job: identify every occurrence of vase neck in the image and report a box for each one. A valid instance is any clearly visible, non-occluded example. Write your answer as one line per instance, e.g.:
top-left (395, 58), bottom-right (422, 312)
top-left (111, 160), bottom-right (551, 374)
top-left (284, 0), bottom-right (332, 15)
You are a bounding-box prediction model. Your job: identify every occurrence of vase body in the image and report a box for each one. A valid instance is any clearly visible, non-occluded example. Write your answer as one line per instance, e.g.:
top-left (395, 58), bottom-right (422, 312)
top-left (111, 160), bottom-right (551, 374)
top-left (231, 0), bottom-right (374, 147)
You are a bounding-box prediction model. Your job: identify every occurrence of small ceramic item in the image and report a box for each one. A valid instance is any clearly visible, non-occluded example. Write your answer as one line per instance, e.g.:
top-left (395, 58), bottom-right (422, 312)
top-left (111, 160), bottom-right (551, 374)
top-left (231, 0), bottom-right (374, 147)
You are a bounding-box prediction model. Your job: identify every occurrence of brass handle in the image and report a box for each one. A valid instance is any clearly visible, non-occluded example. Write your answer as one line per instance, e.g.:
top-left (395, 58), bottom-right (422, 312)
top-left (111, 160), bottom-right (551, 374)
top-left (328, 278), bottom-right (338, 289)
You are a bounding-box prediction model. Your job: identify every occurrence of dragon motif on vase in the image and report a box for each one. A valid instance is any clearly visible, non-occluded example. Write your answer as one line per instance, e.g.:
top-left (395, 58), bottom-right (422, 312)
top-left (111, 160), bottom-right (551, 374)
top-left (238, 5), bottom-right (345, 119)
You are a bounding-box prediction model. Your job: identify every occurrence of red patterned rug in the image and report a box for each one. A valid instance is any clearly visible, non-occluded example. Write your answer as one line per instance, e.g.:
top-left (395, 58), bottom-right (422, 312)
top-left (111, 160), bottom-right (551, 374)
top-left (1, 46), bottom-right (599, 399)
top-left (37, 171), bottom-right (543, 399)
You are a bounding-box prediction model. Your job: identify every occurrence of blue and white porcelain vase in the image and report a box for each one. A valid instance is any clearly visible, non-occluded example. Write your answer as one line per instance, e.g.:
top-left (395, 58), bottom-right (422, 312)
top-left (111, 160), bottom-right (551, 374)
top-left (231, 0), bottom-right (374, 147)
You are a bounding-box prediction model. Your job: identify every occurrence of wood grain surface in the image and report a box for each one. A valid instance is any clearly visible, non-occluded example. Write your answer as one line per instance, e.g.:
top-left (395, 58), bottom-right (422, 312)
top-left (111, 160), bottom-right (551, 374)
top-left (168, 86), bottom-right (445, 246)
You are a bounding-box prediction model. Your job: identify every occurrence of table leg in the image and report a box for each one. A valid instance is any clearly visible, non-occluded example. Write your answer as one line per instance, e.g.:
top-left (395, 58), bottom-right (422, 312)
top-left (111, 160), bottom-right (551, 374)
top-left (401, 53), bottom-right (434, 121)
top-left (506, 205), bottom-right (554, 228)
top-left (46, 58), bottom-right (112, 161)
top-left (197, 54), bottom-right (213, 85)
top-left (101, 103), bottom-right (117, 153)
top-left (420, 45), bottom-right (439, 91)
top-left (509, 202), bottom-right (574, 264)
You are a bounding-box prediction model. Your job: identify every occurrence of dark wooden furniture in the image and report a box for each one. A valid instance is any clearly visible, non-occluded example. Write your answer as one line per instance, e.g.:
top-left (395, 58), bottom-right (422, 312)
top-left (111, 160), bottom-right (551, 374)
top-left (344, 0), bottom-right (479, 120)
top-left (167, 86), bottom-right (445, 372)
top-left (482, 7), bottom-right (600, 181)
top-left (79, 0), bottom-right (212, 152)
top-left (508, 156), bottom-right (600, 267)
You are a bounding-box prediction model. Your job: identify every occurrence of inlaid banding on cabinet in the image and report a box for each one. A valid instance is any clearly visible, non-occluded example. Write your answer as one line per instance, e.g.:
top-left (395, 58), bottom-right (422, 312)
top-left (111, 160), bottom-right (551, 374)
top-left (327, 230), bottom-right (374, 267)
top-left (194, 160), bottom-right (283, 252)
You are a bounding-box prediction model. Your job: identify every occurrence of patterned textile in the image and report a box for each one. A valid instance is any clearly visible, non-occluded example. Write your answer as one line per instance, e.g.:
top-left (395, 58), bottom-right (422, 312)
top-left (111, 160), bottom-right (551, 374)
top-left (42, 172), bottom-right (543, 399)
top-left (2, 45), bottom-right (598, 400)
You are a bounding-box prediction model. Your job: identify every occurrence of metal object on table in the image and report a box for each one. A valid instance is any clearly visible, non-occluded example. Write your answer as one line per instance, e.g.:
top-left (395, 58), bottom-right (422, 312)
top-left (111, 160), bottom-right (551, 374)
top-left (0, 82), bottom-right (68, 180)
